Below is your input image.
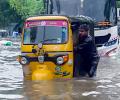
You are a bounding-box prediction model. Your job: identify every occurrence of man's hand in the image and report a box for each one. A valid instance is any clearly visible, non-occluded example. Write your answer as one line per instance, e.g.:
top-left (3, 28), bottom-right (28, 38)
top-left (88, 66), bottom-right (96, 77)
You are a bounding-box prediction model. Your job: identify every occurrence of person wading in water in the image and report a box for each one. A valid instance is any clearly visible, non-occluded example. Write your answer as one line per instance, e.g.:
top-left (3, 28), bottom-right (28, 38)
top-left (74, 24), bottom-right (100, 77)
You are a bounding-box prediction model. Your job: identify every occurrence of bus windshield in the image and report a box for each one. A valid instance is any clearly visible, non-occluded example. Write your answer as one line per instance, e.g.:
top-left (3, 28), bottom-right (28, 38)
top-left (23, 20), bottom-right (68, 44)
top-left (50, 0), bottom-right (116, 24)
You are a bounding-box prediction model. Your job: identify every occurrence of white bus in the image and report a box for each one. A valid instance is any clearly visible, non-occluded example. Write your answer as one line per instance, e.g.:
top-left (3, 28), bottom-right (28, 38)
top-left (44, 0), bottom-right (119, 56)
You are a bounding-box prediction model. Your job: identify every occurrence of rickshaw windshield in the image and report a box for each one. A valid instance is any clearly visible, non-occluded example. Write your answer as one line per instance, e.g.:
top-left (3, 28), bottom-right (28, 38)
top-left (23, 20), bottom-right (68, 44)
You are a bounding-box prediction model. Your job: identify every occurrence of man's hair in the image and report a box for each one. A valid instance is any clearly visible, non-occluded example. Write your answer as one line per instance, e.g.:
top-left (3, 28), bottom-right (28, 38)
top-left (78, 24), bottom-right (90, 31)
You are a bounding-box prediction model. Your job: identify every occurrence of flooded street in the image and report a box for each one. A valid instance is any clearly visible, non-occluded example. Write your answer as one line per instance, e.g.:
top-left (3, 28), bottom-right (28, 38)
top-left (0, 39), bottom-right (120, 100)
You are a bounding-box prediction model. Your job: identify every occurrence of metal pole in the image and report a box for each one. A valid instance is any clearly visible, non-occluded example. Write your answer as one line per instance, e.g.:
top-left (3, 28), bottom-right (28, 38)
top-left (46, 0), bottom-right (49, 14)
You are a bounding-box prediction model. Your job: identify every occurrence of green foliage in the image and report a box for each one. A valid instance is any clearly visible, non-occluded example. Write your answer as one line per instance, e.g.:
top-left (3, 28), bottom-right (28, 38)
top-left (9, 0), bottom-right (44, 20)
top-left (0, 0), bottom-right (44, 29)
top-left (0, 0), bottom-right (20, 28)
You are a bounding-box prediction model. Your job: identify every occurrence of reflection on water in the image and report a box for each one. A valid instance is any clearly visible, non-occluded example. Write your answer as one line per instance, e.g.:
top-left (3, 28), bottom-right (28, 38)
top-left (23, 79), bottom-right (98, 100)
top-left (0, 39), bottom-right (120, 100)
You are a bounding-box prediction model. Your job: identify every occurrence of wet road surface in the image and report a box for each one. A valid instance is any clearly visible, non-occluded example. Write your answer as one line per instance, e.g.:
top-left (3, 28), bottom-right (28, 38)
top-left (0, 39), bottom-right (120, 100)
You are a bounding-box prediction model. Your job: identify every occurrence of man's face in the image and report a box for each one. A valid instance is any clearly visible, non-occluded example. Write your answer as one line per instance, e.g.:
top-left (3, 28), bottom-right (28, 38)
top-left (79, 29), bottom-right (88, 37)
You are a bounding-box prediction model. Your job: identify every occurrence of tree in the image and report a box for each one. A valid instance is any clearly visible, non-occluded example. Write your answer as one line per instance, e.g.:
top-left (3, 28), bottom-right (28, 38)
top-left (0, 0), bottom-right (21, 28)
top-left (9, 0), bottom-right (44, 20)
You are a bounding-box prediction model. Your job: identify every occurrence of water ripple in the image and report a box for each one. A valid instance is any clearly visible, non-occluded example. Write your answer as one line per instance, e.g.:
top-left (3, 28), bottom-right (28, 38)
top-left (0, 94), bottom-right (23, 99)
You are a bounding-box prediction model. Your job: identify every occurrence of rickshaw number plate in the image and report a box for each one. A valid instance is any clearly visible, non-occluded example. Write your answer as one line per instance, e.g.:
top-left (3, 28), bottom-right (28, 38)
top-left (38, 56), bottom-right (44, 63)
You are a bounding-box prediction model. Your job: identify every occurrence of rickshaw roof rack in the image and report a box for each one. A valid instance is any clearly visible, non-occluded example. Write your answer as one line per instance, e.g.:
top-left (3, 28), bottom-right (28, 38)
top-left (69, 15), bottom-right (95, 24)
top-left (69, 15), bottom-right (95, 29)
top-left (69, 15), bottom-right (95, 31)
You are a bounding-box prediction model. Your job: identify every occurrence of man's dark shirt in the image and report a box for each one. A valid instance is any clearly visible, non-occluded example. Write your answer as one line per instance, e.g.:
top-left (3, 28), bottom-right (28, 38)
top-left (77, 35), bottom-right (98, 59)
top-left (74, 35), bottom-right (100, 76)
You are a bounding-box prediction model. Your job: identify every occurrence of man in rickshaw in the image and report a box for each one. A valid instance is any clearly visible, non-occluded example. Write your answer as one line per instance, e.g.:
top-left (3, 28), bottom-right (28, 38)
top-left (74, 24), bottom-right (100, 78)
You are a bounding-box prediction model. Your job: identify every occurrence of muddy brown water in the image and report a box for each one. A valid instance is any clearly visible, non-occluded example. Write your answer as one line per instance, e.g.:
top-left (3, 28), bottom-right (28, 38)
top-left (0, 39), bottom-right (120, 100)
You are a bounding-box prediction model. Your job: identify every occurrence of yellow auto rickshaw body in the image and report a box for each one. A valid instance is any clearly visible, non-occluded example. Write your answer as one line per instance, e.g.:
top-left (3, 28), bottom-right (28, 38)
top-left (19, 16), bottom-right (74, 80)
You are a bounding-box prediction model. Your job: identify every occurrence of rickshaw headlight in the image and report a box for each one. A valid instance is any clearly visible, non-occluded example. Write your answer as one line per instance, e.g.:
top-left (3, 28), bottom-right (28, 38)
top-left (56, 55), bottom-right (68, 65)
top-left (19, 56), bottom-right (29, 65)
top-left (57, 57), bottom-right (64, 65)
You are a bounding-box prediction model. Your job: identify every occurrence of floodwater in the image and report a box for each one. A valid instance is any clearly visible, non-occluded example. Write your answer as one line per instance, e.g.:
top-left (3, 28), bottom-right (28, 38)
top-left (0, 39), bottom-right (120, 100)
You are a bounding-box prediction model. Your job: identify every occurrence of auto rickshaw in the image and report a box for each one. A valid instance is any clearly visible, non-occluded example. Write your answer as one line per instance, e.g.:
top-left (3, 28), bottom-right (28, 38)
top-left (18, 15), bottom-right (94, 80)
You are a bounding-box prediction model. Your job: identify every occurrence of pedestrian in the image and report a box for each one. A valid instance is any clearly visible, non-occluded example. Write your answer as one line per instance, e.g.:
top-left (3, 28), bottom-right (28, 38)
top-left (74, 24), bottom-right (100, 77)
